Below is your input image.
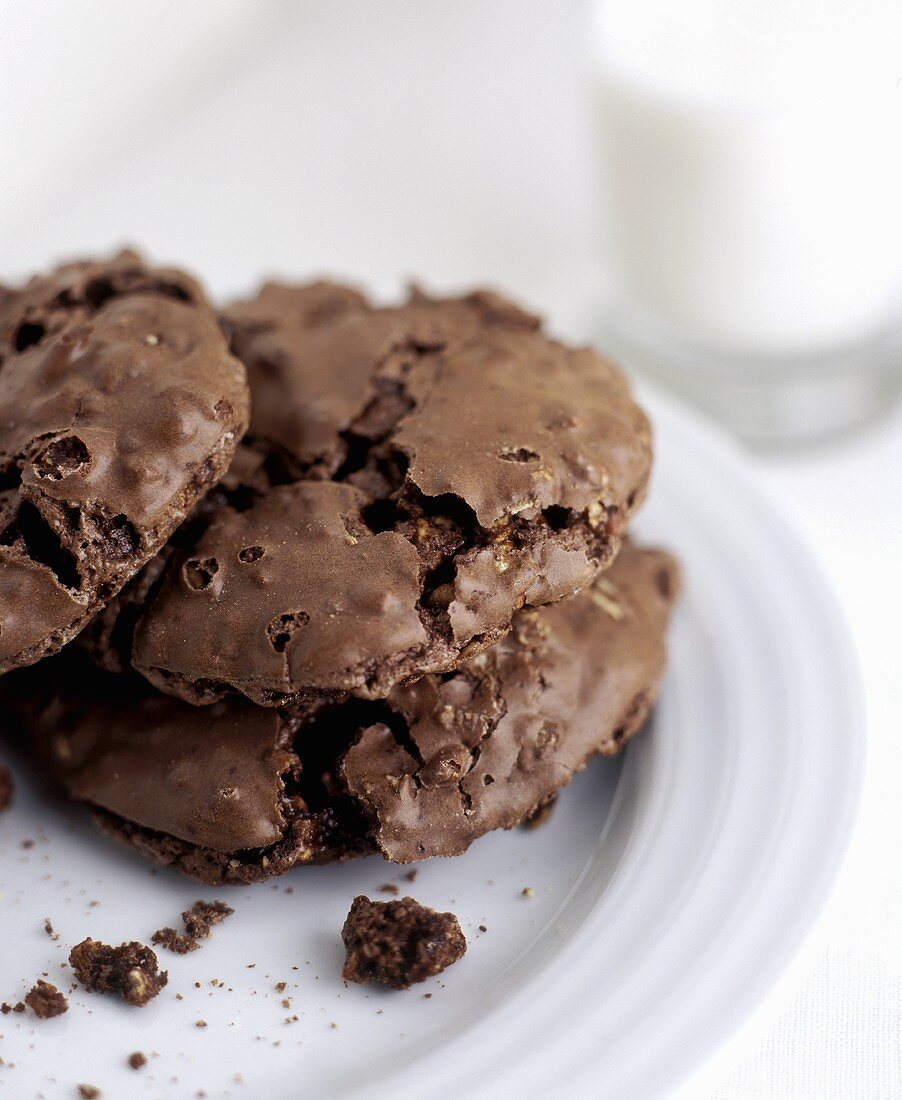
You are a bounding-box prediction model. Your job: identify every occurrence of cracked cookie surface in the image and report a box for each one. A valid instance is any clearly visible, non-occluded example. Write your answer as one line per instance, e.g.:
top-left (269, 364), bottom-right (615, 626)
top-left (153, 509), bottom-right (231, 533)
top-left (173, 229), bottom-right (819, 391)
top-left (129, 281), bottom-right (651, 705)
top-left (0, 251), bottom-right (249, 673)
top-left (22, 543), bottom-right (678, 884)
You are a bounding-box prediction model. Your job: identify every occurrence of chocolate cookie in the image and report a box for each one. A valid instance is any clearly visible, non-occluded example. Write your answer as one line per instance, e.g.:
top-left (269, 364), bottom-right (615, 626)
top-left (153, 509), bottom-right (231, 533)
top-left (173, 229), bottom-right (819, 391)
top-left (24, 543), bottom-right (678, 884)
top-left (129, 282), bottom-right (652, 705)
top-left (0, 251), bottom-right (249, 673)
top-left (78, 442), bottom-right (269, 676)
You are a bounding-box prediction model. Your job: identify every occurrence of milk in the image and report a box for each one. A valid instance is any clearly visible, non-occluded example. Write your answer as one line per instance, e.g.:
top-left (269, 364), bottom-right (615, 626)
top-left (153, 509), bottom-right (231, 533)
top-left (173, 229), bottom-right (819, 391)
top-left (593, 0), bottom-right (902, 360)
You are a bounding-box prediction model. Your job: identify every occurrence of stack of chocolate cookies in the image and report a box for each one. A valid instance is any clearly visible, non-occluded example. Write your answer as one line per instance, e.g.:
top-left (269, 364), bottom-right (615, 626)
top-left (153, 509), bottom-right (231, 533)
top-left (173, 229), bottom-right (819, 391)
top-left (0, 252), bottom-right (678, 885)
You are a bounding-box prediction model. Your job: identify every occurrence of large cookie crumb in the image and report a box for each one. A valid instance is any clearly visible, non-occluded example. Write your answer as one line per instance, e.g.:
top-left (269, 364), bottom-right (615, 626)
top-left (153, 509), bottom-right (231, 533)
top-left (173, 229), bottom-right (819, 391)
top-left (68, 938), bottom-right (167, 1006)
top-left (341, 895), bottom-right (466, 990)
top-left (24, 979), bottom-right (68, 1018)
top-left (0, 765), bottom-right (12, 812)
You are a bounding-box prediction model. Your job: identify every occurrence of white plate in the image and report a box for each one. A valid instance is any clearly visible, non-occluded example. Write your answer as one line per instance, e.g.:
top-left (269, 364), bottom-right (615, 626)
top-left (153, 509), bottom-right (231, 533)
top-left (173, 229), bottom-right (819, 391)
top-left (0, 387), bottom-right (863, 1100)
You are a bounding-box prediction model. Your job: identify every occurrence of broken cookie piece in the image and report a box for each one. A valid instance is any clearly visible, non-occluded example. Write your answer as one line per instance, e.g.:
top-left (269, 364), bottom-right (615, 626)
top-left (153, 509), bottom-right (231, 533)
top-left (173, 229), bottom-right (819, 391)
top-left (341, 895), bottom-right (466, 989)
top-left (24, 979), bottom-right (68, 1018)
top-left (0, 250), bottom-right (249, 674)
top-left (68, 938), bottom-right (167, 1006)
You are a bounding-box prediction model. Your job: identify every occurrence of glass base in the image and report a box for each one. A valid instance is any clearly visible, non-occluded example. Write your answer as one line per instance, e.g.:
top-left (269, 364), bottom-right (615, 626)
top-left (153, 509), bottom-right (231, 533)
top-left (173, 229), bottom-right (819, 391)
top-left (602, 316), bottom-right (902, 450)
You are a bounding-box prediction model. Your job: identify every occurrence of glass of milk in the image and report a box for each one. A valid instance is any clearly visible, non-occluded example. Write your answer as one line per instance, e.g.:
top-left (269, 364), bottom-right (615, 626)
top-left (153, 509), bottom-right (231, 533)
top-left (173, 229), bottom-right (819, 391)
top-left (592, 0), bottom-right (902, 445)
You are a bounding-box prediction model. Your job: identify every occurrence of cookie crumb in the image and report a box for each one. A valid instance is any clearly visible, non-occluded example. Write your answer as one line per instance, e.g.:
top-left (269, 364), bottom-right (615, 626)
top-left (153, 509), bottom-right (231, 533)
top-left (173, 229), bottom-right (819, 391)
top-left (77, 1086), bottom-right (101, 1099)
top-left (44, 918), bottom-right (59, 941)
top-left (274, 981), bottom-right (286, 992)
top-left (522, 796), bottom-right (556, 829)
top-left (127, 1052), bottom-right (147, 1071)
top-left (478, 924), bottom-right (487, 933)
top-left (69, 939), bottom-right (168, 1006)
top-left (21, 838), bottom-right (34, 849)
top-left (182, 900), bottom-right (233, 940)
top-left (2, 1001), bottom-right (25, 1014)
top-left (0, 766), bottom-right (13, 812)
top-left (378, 883), bottom-right (399, 896)
top-left (152, 927), bottom-right (199, 955)
top-left (341, 896), bottom-right (466, 990)
top-left (24, 980), bottom-right (68, 1018)
top-left (404, 869), bottom-right (418, 882)
top-left (521, 887), bottom-right (534, 898)
top-left (195, 1020), bottom-right (207, 1028)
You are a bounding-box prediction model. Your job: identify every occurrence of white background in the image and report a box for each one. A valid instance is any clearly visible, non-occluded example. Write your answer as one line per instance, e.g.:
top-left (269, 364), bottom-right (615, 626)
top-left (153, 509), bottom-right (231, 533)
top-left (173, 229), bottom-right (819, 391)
top-left (2, 2), bottom-right (900, 1096)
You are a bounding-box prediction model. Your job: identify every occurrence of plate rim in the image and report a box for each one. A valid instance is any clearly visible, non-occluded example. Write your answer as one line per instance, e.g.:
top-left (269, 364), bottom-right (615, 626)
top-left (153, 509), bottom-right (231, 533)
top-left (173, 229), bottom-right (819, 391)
top-left (347, 383), bottom-right (866, 1100)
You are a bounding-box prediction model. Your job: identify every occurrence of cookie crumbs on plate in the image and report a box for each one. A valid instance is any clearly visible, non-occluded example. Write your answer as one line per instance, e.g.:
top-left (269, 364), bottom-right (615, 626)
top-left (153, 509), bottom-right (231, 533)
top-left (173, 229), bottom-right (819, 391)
top-left (478, 924), bottom-right (487, 933)
top-left (1, 1001), bottom-right (25, 1014)
top-left (341, 896), bottom-right (467, 990)
top-left (0, 766), bottom-right (12, 812)
top-left (24, 980), bottom-right (68, 1019)
top-left (127, 1052), bottom-right (147, 1070)
top-left (152, 927), bottom-right (199, 955)
top-left (183, 900), bottom-right (233, 939)
top-left (69, 939), bottom-right (168, 1006)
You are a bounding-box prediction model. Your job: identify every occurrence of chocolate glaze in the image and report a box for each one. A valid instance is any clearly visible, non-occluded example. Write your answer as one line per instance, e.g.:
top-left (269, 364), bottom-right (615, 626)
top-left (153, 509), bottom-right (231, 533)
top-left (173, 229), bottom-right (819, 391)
top-left (129, 282), bottom-right (651, 705)
top-left (25, 543), bottom-right (678, 884)
top-left (0, 251), bottom-right (249, 673)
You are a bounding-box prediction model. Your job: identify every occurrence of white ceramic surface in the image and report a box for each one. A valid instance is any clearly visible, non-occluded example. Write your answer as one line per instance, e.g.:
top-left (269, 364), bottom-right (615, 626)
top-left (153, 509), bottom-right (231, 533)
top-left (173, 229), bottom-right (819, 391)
top-left (0, 388), bottom-right (864, 1099)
